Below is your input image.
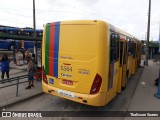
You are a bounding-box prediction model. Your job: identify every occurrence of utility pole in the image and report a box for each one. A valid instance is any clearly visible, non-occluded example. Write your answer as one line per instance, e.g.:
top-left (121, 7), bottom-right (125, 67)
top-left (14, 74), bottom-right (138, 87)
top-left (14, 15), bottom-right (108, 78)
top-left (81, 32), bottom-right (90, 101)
top-left (145, 0), bottom-right (151, 66)
top-left (33, 0), bottom-right (37, 63)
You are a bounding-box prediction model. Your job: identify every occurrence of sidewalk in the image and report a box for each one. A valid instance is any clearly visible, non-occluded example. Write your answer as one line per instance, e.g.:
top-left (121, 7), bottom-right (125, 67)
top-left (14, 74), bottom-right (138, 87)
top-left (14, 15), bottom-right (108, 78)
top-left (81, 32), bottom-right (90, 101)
top-left (10, 61), bottom-right (28, 71)
top-left (125, 60), bottom-right (160, 119)
top-left (0, 62), bottom-right (43, 109)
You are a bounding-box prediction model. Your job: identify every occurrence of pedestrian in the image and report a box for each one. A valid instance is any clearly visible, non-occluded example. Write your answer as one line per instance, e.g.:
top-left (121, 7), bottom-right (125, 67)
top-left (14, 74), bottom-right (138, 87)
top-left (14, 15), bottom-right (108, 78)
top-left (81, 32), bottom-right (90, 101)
top-left (32, 53), bottom-right (36, 64)
top-left (12, 46), bottom-right (16, 64)
top-left (25, 56), bottom-right (34, 89)
top-left (31, 53), bottom-right (37, 79)
top-left (1, 54), bottom-right (10, 82)
top-left (21, 48), bottom-right (25, 61)
top-left (14, 49), bottom-right (18, 64)
top-left (25, 50), bottom-right (29, 61)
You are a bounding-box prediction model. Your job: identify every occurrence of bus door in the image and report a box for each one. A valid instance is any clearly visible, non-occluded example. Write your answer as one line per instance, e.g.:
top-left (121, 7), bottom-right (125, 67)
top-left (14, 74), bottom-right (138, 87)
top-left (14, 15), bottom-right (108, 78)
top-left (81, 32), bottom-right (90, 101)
top-left (131, 42), bottom-right (136, 74)
top-left (122, 42), bottom-right (127, 88)
top-left (135, 43), bottom-right (138, 71)
top-left (137, 43), bottom-right (141, 67)
top-left (127, 40), bottom-right (132, 77)
top-left (117, 41), bottom-right (127, 93)
top-left (109, 33), bottom-right (120, 94)
top-left (117, 41), bottom-right (123, 93)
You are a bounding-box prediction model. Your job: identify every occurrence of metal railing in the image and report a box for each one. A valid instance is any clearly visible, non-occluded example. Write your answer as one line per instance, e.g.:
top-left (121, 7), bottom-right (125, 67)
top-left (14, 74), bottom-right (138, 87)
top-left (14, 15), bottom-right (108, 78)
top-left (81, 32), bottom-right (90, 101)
top-left (0, 72), bottom-right (42, 97)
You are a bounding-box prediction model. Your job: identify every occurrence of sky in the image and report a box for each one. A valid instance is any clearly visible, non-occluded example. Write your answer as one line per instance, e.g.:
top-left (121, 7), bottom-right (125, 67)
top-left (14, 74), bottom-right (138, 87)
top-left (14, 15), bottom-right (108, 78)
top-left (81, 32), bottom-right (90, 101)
top-left (0, 0), bottom-right (160, 41)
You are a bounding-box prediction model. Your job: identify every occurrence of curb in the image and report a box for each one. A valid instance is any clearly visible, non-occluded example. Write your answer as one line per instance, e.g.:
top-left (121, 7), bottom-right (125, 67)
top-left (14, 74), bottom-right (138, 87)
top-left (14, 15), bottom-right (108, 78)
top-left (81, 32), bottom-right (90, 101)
top-left (0, 92), bottom-right (44, 110)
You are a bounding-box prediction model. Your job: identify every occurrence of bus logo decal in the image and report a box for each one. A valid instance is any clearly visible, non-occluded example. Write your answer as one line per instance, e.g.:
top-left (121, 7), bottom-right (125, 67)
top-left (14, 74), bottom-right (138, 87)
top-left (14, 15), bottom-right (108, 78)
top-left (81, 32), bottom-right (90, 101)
top-left (61, 73), bottom-right (72, 78)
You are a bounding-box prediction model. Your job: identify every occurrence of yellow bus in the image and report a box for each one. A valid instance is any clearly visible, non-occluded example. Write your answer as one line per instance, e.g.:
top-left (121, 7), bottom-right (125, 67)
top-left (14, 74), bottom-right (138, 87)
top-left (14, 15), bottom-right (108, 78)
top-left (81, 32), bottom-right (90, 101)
top-left (42, 20), bottom-right (141, 106)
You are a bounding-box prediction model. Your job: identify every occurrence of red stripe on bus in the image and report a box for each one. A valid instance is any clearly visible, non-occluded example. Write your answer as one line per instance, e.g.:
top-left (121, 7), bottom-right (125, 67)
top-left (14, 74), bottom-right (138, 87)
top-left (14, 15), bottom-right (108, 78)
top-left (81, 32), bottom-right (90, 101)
top-left (49, 23), bottom-right (55, 76)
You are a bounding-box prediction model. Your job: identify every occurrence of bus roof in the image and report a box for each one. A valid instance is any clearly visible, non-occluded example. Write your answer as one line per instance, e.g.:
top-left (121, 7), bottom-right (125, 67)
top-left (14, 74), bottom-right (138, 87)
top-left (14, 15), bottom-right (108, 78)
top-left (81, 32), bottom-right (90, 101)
top-left (46, 20), bottom-right (140, 42)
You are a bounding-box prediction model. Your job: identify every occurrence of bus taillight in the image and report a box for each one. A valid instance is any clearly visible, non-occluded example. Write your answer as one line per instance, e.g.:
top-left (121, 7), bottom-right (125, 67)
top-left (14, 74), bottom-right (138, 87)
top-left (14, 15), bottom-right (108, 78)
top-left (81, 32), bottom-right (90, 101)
top-left (42, 66), bottom-right (48, 84)
top-left (90, 74), bottom-right (102, 95)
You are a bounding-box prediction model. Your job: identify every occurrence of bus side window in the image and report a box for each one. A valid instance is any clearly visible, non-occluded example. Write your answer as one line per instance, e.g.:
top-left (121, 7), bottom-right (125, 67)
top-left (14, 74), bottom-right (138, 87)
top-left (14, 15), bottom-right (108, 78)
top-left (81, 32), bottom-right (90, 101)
top-left (116, 34), bottom-right (119, 60)
top-left (123, 42), bottom-right (127, 64)
top-left (132, 43), bottom-right (136, 58)
top-left (110, 33), bottom-right (115, 62)
top-left (110, 33), bottom-right (119, 63)
top-left (120, 42), bottom-right (123, 66)
top-left (128, 40), bottom-right (132, 55)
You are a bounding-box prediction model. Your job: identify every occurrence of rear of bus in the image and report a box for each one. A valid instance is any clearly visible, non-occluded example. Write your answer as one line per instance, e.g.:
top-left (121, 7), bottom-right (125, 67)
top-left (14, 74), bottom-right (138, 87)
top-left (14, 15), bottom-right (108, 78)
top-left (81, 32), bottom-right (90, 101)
top-left (42, 20), bottom-right (107, 106)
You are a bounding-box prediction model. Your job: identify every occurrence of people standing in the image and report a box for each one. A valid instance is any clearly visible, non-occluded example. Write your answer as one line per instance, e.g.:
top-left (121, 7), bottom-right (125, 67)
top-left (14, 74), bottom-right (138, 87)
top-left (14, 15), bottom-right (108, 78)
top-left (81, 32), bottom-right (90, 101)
top-left (31, 53), bottom-right (37, 80)
top-left (25, 56), bottom-right (34, 89)
top-left (1, 54), bottom-right (10, 82)
top-left (21, 48), bottom-right (25, 61)
top-left (12, 46), bottom-right (17, 64)
top-left (32, 53), bottom-right (36, 64)
top-left (25, 50), bottom-right (29, 62)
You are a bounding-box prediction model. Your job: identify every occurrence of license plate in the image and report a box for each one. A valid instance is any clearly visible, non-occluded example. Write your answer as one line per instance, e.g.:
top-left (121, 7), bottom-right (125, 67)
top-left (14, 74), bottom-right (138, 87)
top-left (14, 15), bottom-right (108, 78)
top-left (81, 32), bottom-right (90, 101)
top-left (57, 89), bottom-right (74, 98)
top-left (62, 80), bottom-right (73, 86)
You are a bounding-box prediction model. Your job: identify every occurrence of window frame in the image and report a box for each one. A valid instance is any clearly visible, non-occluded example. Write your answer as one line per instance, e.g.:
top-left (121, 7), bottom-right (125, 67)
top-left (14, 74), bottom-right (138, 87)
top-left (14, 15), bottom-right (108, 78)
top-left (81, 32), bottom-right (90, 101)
top-left (110, 32), bottom-right (120, 63)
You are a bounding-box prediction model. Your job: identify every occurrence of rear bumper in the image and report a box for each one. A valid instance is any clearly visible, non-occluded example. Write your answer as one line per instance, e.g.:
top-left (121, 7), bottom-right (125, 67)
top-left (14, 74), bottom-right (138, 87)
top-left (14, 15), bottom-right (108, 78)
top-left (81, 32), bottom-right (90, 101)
top-left (42, 81), bottom-right (106, 106)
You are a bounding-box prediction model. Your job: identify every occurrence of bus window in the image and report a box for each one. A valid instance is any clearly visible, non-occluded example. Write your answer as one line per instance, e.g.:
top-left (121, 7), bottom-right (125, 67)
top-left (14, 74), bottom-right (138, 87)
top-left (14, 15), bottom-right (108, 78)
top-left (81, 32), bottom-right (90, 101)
top-left (128, 41), bottom-right (136, 58)
top-left (110, 33), bottom-right (119, 63)
top-left (123, 42), bottom-right (127, 64)
top-left (120, 42), bottom-right (123, 66)
top-left (128, 40), bottom-right (132, 55)
top-left (132, 43), bottom-right (136, 58)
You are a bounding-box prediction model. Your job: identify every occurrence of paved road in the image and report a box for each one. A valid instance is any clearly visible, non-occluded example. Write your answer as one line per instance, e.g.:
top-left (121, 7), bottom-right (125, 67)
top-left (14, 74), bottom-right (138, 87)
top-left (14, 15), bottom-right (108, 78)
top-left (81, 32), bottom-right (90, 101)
top-left (3, 68), bottom-right (143, 120)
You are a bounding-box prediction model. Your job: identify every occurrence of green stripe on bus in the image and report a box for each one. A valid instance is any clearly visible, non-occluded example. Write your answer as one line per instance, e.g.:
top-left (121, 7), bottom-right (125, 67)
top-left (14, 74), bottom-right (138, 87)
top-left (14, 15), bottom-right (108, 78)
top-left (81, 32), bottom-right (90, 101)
top-left (45, 24), bottom-right (50, 75)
